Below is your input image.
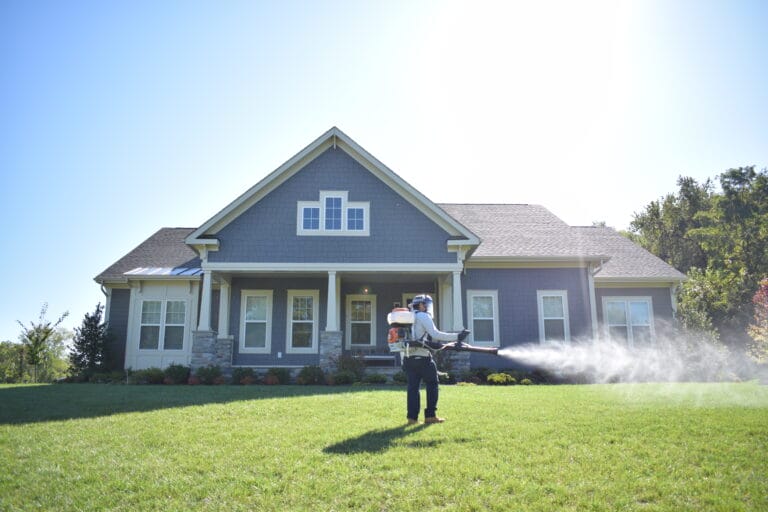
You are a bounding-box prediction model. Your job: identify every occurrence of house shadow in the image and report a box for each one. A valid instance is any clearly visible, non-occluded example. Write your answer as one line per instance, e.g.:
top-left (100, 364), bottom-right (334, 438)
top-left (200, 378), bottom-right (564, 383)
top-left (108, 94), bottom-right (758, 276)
top-left (323, 424), bottom-right (428, 454)
top-left (0, 384), bottom-right (394, 426)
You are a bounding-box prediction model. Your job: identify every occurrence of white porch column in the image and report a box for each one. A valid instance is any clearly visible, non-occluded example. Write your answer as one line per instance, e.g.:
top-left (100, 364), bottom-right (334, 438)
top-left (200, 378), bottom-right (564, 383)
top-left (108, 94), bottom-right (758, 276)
top-left (326, 271), bottom-right (338, 331)
top-left (217, 278), bottom-right (231, 338)
top-left (452, 270), bottom-right (464, 330)
top-left (588, 266), bottom-right (599, 340)
top-left (198, 270), bottom-right (213, 331)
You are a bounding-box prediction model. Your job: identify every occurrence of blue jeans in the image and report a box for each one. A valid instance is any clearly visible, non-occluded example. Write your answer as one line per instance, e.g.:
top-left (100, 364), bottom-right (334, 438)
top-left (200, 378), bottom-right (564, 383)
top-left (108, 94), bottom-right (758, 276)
top-left (404, 356), bottom-right (439, 420)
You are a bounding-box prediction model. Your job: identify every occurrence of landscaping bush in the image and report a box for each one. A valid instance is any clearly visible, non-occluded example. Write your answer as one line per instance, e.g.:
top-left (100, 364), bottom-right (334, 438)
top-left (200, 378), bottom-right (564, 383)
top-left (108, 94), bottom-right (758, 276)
top-left (392, 371), bottom-right (407, 384)
top-left (297, 365), bottom-right (325, 385)
top-left (362, 373), bottom-right (388, 384)
top-left (194, 365), bottom-right (223, 385)
top-left (487, 372), bottom-right (516, 385)
top-left (264, 368), bottom-right (290, 385)
top-left (127, 367), bottom-right (165, 385)
top-left (520, 378), bottom-right (533, 385)
top-left (330, 370), bottom-right (356, 385)
top-left (163, 364), bottom-right (190, 385)
top-left (331, 353), bottom-right (365, 382)
top-left (231, 368), bottom-right (256, 385)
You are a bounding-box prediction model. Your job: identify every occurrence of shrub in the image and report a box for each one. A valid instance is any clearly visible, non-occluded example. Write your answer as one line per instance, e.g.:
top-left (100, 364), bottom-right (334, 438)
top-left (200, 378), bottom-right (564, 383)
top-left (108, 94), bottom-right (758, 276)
top-left (330, 370), bottom-right (356, 385)
top-left (392, 371), bottom-right (407, 384)
top-left (232, 368), bottom-right (256, 385)
top-left (195, 365), bottom-right (222, 385)
top-left (487, 373), bottom-right (516, 385)
top-left (330, 353), bottom-right (365, 381)
top-left (265, 367), bottom-right (290, 385)
top-left (520, 378), bottom-right (533, 385)
top-left (297, 365), bottom-right (325, 385)
top-left (163, 364), bottom-right (190, 385)
top-left (127, 367), bottom-right (165, 385)
top-left (362, 373), bottom-right (388, 384)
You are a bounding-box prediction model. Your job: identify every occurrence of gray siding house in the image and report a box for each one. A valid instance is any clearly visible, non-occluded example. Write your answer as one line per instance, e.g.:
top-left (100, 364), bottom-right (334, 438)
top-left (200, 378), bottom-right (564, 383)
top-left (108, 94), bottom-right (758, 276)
top-left (95, 127), bottom-right (686, 374)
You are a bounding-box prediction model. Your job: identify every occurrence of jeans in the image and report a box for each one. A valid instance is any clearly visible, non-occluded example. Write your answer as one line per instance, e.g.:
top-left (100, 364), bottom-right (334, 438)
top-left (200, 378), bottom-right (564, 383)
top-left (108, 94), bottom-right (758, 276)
top-left (403, 356), bottom-right (439, 420)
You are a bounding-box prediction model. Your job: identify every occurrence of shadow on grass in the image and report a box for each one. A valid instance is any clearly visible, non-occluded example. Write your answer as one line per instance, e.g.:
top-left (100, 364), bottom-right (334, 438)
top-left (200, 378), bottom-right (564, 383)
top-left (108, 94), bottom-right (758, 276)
top-left (324, 424), bottom-right (428, 454)
top-left (0, 384), bottom-right (397, 425)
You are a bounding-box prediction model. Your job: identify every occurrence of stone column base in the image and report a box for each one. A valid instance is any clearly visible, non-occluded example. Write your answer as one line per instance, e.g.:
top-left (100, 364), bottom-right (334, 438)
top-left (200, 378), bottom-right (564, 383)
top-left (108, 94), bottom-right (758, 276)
top-left (320, 330), bottom-right (343, 371)
top-left (191, 330), bottom-right (233, 373)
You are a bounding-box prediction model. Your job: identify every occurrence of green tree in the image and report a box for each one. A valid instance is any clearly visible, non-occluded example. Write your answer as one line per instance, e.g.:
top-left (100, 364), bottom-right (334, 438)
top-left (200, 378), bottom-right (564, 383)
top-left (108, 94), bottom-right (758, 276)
top-left (630, 167), bottom-right (768, 353)
top-left (69, 303), bottom-right (111, 378)
top-left (17, 304), bottom-right (69, 382)
top-left (0, 341), bottom-right (30, 383)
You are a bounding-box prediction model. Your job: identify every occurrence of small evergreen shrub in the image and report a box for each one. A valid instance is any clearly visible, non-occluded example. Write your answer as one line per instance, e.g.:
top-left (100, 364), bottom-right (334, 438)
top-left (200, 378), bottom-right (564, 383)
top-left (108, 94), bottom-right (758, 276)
top-left (127, 367), bottom-right (165, 385)
top-left (331, 370), bottom-right (356, 385)
top-left (232, 368), bottom-right (256, 385)
top-left (297, 365), bottom-right (325, 385)
top-left (265, 367), bottom-right (290, 385)
top-left (487, 373), bottom-right (516, 385)
top-left (520, 378), bottom-right (533, 385)
top-left (195, 365), bottom-right (223, 385)
top-left (362, 373), bottom-right (387, 384)
top-left (392, 371), bottom-right (407, 384)
top-left (163, 364), bottom-right (190, 385)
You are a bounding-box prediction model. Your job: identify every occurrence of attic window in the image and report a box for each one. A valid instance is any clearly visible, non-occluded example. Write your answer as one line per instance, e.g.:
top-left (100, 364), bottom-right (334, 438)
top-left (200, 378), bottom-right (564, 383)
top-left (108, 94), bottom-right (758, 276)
top-left (297, 191), bottom-right (369, 236)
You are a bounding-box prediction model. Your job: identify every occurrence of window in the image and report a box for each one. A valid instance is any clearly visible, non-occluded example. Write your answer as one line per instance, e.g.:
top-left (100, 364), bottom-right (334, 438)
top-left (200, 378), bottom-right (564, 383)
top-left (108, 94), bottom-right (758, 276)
top-left (297, 191), bottom-right (369, 236)
top-left (287, 290), bottom-right (319, 353)
top-left (602, 297), bottom-right (654, 347)
top-left (537, 291), bottom-right (570, 343)
top-left (240, 290), bottom-right (273, 354)
top-left (139, 300), bottom-right (186, 350)
top-left (302, 207), bottom-right (320, 230)
top-left (346, 295), bottom-right (376, 348)
top-left (466, 290), bottom-right (499, 346)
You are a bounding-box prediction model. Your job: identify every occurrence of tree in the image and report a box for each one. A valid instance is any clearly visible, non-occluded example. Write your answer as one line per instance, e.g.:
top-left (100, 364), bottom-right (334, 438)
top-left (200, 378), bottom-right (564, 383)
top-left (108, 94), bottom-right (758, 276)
top-left (69, 303), bottom-right (111, 378)
top-left (629, 167), bottom-right (768, 353)
top-left (747, 278), bottom-right (768, 364)
top-left (0, 341), bottom-right (29, 383)
top-left (17, 304), bottom-right (69, 382)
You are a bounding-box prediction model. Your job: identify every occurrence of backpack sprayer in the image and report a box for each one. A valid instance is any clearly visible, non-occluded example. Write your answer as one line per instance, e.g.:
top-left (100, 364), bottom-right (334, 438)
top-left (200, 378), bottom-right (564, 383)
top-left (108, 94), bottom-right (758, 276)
top-left (386, 308), bottom-right (499, 356)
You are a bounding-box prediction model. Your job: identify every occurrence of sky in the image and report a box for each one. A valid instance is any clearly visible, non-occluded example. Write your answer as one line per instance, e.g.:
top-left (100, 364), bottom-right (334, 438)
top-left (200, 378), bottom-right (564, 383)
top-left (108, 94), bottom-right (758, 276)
top-left (1, 0), bottom-right (766, 343)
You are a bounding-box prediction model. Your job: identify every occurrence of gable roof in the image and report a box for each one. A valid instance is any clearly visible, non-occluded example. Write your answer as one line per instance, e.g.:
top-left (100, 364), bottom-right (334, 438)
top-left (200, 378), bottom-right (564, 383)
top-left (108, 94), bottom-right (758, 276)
top-left (185, 126), bottom-right (480, 248)
top-left (439, 204), bottom-right (685, 282)
top-left (571, 226), bottom-right (687, 282)
top-left (95, 228), bottom-right (201, 283)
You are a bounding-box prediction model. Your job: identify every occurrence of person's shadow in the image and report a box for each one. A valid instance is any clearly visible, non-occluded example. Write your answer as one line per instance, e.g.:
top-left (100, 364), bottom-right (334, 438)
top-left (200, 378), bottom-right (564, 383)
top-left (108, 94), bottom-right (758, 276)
top-left (324, 424), bottom-right (428, 454)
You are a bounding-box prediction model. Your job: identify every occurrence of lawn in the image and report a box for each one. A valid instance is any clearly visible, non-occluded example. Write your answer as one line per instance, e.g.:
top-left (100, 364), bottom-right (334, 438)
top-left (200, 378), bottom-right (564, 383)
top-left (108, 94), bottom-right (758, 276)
top-left (1, 382), bottom-right (767, 511)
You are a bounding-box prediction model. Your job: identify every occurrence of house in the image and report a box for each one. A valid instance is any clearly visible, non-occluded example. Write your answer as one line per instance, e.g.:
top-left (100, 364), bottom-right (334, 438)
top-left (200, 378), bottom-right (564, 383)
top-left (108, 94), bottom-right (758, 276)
top-left (95, 127), bottom-right (686, 375)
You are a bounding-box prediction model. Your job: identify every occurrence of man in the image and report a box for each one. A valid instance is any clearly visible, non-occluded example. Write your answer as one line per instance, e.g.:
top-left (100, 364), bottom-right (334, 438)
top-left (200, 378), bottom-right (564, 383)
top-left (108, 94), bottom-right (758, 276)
top-left (404, 294), bottom-right (469, 425)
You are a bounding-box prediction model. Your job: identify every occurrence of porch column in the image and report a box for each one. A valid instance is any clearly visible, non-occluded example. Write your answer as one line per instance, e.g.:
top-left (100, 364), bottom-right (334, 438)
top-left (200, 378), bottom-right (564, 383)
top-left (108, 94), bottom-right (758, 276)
top-left (326, 271), bottom-right (338, 331)
top-left (198, 270), bottom-right (213, 331)
top-left (217, 277), bottom-right (231, 338)
top-left (452, 271), bottom-right (464, 330)
top-left (588, 266), bottom-right (599, 340)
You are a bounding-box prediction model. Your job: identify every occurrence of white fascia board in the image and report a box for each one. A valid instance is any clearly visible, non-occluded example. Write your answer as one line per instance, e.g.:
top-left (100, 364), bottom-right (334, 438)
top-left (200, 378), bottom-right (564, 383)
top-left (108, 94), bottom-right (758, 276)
top-left (203, 262), bottom-right (463, 273)
top-left (594, 277), bottom-right (687, 287)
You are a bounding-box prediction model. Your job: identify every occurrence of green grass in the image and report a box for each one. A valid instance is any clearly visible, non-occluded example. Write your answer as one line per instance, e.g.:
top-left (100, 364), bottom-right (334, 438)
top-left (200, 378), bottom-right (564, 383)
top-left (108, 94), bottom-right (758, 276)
top-left (1, 382), bottom-right (767, 511)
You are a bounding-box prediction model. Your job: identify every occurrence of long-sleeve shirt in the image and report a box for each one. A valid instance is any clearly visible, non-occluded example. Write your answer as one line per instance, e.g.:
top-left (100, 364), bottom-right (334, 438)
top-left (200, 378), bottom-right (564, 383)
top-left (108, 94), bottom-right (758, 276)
top-left (406, 311), bottom-right (459, 357)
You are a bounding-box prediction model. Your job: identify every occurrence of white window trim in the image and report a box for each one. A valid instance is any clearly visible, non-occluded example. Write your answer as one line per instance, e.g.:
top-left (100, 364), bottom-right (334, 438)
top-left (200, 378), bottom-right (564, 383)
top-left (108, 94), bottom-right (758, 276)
top-left (346, 294), bottom-right (377, 349)
top-left (466, 290), bottom-right (500, 347)
top-left (537, 290), bottom-right (571, 344)
top-left (138, 299), bottom-right (188, 352)
top-left (286, 289), bottom-right (320, 354)
top-left (296, 191), bottom-right (370, 236)
top-left (601, 296), bottom-right (656, 347)
top-left (239, 290), bottom-right (273, 354)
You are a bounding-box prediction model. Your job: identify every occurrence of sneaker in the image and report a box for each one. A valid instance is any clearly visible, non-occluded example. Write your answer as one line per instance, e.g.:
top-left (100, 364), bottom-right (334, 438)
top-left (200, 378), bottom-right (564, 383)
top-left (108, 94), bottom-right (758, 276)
top-left (424, 416), bottom-right (445, 424)
top-left (407, 419), bottom-right (419, 425)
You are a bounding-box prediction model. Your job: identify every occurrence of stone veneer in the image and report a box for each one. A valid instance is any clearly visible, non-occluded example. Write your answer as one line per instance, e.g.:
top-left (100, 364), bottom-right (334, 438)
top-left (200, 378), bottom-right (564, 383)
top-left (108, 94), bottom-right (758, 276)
top-left (320, 330), bottom-right (343, 370)
top-left (191, 331), bottom-right (233, 373)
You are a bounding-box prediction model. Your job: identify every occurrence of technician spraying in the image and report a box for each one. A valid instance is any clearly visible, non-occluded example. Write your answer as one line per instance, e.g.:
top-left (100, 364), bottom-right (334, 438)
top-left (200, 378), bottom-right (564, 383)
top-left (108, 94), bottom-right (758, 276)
top-left (404, 294), bottom-right (469, 425)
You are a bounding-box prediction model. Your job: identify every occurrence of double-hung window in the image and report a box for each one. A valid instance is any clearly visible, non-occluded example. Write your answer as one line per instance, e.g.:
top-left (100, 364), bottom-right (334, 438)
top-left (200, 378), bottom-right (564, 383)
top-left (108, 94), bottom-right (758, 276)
top-left (240, 290), bottom-right (272, 354)
top-left (466, 290), bottom-right (499, 346)
top-left (139, 300), bottom-right (186, 350)
top-left (537, 290), bottom-right (570, 344)
top-left (287, 290), bottom-right (319, 353)
top-left (346, 295), bottom-right (376, 349)
top-left (297, 191), bottom-right (369, 236)
top-left (603, 297), bottom-right (654, 347)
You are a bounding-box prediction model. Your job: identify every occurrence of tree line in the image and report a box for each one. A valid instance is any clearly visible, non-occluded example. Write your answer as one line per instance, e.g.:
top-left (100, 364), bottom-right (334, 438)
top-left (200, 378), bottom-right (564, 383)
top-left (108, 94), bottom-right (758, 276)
top-left (626, 166), bottom-right (768, 363)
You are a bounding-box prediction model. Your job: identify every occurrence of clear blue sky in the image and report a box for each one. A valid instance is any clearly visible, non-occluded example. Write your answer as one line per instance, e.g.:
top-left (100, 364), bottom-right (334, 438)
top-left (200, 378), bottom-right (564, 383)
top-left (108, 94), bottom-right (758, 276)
top-left (1, 0), bottom-right (766, 343)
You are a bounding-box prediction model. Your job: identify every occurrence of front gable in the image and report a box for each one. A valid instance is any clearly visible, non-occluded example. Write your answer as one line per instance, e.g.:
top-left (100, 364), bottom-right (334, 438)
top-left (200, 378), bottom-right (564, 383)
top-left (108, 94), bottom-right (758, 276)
top-left (187, 127), bottom-right (479, 265)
